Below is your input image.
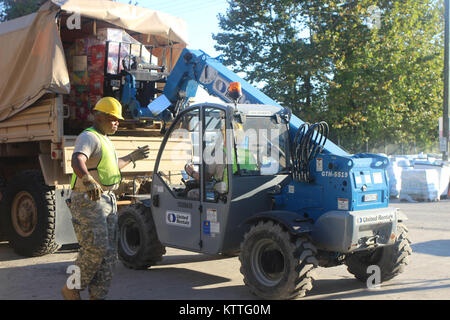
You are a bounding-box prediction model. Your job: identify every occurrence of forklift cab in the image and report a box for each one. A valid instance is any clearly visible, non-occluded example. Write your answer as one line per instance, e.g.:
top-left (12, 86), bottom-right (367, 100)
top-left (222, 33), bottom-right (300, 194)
top-left (150, 102), bottom-right (291, 254)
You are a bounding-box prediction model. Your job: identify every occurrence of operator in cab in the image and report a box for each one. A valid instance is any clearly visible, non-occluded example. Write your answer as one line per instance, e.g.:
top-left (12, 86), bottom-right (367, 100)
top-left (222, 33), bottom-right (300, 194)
top-left (184, 121), bottom-right (258, 199)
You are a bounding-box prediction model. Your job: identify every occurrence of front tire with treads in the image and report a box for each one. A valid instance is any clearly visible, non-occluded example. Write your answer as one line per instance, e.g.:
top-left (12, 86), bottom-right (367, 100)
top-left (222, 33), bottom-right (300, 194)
top-left (239, 221), bottom-right (318, 299)
top-left (345, 223), bottom-right (412, 282)
top-left (118, 204), bottom-right (166, 269)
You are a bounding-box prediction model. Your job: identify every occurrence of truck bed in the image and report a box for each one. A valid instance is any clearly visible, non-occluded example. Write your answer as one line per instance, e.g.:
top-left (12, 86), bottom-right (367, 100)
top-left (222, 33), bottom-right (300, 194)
top-left (0, 95), bottom-right (174, 194)
top-left (0, 95), bottom-right (62, 144)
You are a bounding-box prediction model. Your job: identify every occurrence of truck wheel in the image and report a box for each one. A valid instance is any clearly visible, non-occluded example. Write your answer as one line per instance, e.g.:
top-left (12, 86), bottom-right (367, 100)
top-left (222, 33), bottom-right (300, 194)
top-left (345, 223), bottom-right (412, 282)
top-left (239, 221), bottom-right (318, 299)
top-left (0, 176), bottom-right (7, 241)
top-left (118, 204), bottom-right (166, 269)
top-left (3, 170), bottom-right (59, 256)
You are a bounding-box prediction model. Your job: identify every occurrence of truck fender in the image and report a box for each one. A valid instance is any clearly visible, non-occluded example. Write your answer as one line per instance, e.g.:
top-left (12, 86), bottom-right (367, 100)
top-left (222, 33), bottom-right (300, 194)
top-left (241, 210), bottom-right (313, 236)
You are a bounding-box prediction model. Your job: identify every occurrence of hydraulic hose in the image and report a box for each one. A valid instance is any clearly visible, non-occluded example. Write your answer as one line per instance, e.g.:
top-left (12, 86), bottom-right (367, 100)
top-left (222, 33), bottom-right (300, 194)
top-left (291, 121), bottom-right (329, 182)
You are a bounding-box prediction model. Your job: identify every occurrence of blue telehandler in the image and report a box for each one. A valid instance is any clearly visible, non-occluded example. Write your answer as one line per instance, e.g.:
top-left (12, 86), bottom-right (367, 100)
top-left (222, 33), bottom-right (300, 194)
top-left (117, 49), bottom-right (412, 299)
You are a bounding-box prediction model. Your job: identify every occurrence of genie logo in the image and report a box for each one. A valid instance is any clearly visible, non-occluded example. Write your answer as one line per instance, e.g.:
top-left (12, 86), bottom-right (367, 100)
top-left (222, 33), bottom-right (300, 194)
top-left (166, 211), bottom-right (191, 228)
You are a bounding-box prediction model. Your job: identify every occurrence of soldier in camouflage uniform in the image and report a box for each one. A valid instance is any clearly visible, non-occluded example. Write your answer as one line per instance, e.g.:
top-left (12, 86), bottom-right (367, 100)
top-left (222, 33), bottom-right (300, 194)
top-left (62, 97), bottom-right (149, 300)
top-left (67, 191), bottom-right (118, 299)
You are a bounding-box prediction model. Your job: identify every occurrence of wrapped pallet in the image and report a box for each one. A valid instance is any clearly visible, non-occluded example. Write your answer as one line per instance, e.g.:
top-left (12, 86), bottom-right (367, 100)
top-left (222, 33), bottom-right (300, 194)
top-left (387, 160), bottom-right (403, 198)
top-left (413, 163), bottom-right (450, 198)
top-left (399, 168), bottom-right (440, 201)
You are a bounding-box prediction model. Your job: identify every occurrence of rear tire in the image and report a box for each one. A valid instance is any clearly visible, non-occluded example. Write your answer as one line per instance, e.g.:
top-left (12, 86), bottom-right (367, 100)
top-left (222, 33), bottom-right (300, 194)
top-left (118, 204), bottom-right (166, 269)
top-left (3, 170), bottom-right (59, 256)
top-left (345, 223), bottom-right (412, 282)
top-left (239, 221), bottom-right (318, 299)
top-left (0, 176), bottom-right (7, 241)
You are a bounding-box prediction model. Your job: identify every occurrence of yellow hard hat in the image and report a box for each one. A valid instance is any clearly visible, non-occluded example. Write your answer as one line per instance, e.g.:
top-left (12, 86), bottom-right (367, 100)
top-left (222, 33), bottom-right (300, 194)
top-left (94, 97), bottom-right (124, 120)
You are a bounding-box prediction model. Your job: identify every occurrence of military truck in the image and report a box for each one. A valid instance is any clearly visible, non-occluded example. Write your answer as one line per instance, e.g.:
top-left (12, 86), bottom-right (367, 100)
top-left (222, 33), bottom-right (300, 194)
top-left (0, 0), bottom-right (188, 256)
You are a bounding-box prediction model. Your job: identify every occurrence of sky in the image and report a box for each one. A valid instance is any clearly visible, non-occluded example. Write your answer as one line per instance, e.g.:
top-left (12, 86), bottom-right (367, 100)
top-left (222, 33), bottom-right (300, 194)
top-left (116, 0), bottom-right (231, 102)
top-left (117, 0), bottom-right (230, 57)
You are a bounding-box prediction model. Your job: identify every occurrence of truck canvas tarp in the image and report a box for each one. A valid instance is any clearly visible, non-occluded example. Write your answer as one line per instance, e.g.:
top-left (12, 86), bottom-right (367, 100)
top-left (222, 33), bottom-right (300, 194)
top-left (0, 0), bottom-right (188, 122)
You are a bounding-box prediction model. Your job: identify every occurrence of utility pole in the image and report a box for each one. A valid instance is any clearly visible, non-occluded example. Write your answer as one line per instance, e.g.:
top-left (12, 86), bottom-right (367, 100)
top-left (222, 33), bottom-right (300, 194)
top-left (443, 0), bottom-right (450, 161)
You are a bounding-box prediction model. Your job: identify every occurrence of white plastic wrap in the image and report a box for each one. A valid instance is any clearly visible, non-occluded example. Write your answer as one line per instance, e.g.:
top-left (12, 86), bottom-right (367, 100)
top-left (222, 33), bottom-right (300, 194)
top-left (413, 164), bottom-right (450, 198)
top-left (387, 161), bottom-right (403, 198)
top-left (399, 168), bottom-right (440, 201)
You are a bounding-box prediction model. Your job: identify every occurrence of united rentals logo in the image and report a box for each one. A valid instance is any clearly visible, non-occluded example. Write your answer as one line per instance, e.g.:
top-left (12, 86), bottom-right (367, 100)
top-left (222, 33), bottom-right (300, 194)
top-left (166, 211), bottom-right (191, 228)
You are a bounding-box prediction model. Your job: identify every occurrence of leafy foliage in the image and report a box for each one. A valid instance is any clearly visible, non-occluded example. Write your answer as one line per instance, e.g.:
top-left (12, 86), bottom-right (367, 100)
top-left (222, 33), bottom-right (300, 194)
top-left (0, 0), bottom-right (40, 22)
top-left (214, 0), bottom-right (444, 153)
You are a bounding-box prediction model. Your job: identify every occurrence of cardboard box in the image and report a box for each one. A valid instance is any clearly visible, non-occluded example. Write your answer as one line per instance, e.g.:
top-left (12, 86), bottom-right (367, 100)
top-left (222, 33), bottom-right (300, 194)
top-left (89, 74), bottom-right (104, 95)
top-left (88, 44), bottom-right (106, 71)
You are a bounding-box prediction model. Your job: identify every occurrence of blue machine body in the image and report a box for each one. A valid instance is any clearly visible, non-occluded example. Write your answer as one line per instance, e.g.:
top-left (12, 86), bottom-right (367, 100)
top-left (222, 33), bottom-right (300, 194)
top-left (273, 153), bottom-right (390, 222)
top-left (121, 74), bottom-right (145, 119)
top-left (159, 48), bottom-right (391, 224)
top-left (121, 73), bottom-right (172, 121)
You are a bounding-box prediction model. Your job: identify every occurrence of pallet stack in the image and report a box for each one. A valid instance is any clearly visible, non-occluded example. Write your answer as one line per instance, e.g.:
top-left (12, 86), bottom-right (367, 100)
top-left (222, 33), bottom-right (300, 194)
top-left (63, 28), bottom-right (155, 123)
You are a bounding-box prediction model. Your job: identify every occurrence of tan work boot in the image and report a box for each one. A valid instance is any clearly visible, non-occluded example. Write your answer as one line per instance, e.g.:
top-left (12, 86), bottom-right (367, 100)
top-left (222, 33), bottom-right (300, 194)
top-left (61, 284), bottom-right (81, 300)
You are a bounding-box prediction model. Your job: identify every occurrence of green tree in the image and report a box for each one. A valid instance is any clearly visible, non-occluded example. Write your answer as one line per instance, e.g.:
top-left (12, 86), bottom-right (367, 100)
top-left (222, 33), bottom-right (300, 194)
top-left (0, 0), bottom-right (40, 22)
top-left (213, 1), bottom-right (331, 123)
top-left (214, 0), bottom-right (444, 154)
top-left (318, 0), bottom-right (443, 153)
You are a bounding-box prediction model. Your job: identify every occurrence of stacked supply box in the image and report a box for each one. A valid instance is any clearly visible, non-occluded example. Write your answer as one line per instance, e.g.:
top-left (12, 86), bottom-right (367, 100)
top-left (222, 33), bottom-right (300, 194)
top-left (388, 154), bottom-right (450, 201)
top-left (65, 36), bottom-right (102, 122)
top-left (399, 168), bottom-right (440, 202)
top-left (63, 28), bottom-right (157, 123)
top-left (387, 159), bottom-right (403, 198)
top-left (413, 162), bottom-right (450, 199)
top-left (88, 43), bottom-right (105, 110)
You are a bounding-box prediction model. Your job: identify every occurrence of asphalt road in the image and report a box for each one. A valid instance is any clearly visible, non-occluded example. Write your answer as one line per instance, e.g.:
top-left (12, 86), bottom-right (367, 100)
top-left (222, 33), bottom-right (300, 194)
top-left (0, 199), bottom-right (449, 301)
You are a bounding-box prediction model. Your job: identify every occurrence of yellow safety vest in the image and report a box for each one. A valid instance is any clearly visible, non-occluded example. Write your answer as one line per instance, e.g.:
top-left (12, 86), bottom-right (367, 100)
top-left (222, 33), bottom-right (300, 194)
top-left (214, 148), bottom-right (257, 192)
top-left (71, 128), bottom-right (122, 189)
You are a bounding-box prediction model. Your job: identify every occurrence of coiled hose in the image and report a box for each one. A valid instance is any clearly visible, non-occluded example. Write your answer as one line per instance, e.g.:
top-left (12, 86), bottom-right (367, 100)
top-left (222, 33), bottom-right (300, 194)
top-left (292, 121), bottom-right (329, 182)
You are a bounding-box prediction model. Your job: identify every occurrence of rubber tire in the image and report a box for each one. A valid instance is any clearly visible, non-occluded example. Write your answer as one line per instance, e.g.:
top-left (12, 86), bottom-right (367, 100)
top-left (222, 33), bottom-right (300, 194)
top-left (345, 223), bottom-right (412, 282)
top-left (118, 204), bottom-right (166, 269)
top-left (0, 176), bottom-right (7, 241)
top-left (239, 221), bottom-right (318, 300)
top-left (3, 170), bottom-right (60, 257)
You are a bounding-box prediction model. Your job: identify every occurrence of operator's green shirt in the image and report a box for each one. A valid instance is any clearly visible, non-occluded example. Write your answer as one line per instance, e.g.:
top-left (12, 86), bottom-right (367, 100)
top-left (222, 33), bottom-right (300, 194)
top-left (213, 148), bottom-right (257, 193)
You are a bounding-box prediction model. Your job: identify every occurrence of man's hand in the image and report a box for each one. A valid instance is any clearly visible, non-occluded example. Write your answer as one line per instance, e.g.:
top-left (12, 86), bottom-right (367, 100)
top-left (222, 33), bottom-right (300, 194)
top-left (184, 162), bottom-right (199, 181)
top-left (82, 174), bottom-right (103, 201)
top-left (184, 163), bottom-right (194, 177)
top-left (128, 145), bottom-right (150, 167)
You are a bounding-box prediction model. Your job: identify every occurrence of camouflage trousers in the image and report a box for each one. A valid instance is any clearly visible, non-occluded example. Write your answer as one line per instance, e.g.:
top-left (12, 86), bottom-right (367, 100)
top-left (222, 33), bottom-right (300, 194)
top-left (69, 191), bottom-right (118, 299)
